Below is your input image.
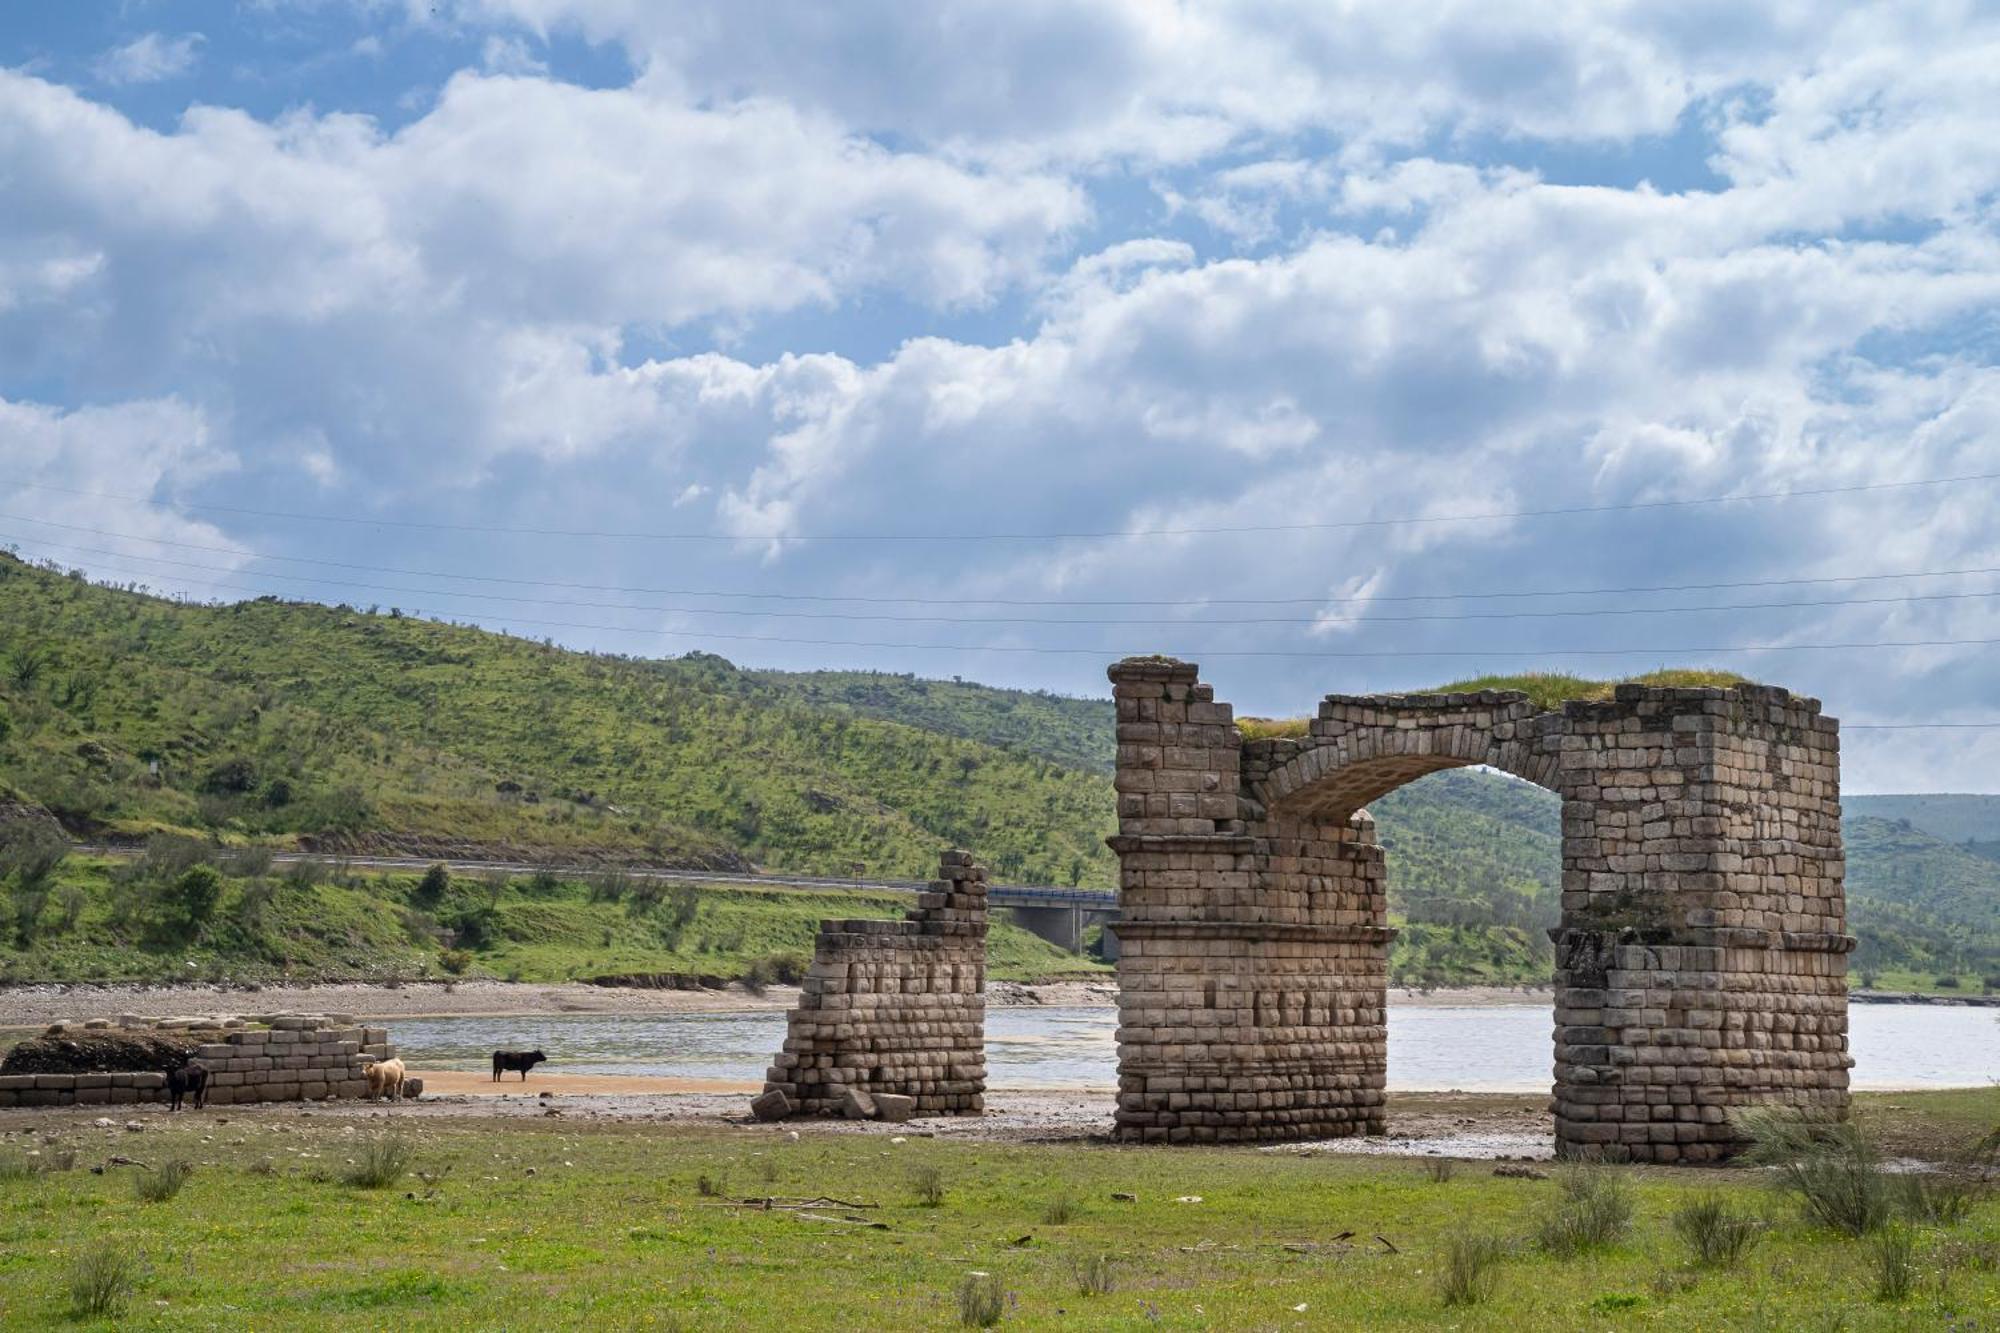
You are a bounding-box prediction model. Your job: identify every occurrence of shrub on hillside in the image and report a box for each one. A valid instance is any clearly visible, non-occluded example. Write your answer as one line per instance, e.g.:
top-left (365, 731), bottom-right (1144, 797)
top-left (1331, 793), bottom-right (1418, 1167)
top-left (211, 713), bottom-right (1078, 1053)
top-left (169, 865), bottom-right (224, 931)
top-left (415, 862), bottom-right (451, 905)
top-left (199, 756), bottom-right (259, 795)
top-left (439, 948), bottom-right (473, 975)
top-left (1, 820), bottom-right (67, 945)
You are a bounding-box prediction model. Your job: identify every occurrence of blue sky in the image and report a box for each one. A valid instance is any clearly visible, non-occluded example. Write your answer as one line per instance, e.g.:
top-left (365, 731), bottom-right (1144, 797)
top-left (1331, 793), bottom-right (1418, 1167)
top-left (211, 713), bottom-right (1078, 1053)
top-left (2, 1), bottom-right (1998, 791)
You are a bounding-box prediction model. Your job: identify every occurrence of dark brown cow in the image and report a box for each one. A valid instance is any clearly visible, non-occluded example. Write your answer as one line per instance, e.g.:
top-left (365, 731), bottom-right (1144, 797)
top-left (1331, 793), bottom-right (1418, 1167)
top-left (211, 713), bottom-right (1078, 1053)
top-left (166, 1061), bottom-right (208, 1111)
top-left (491, 1049), bottom-right (547, 1081)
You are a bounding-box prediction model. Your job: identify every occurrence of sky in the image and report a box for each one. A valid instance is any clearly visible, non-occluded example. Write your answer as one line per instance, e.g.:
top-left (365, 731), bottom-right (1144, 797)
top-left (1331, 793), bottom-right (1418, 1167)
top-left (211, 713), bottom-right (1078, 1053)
top-left (1, 2), bottom-right (1998, 793)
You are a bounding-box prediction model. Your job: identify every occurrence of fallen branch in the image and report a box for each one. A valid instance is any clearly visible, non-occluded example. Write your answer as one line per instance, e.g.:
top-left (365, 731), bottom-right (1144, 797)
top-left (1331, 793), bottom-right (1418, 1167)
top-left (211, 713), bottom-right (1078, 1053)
top-left (793, 1211), bottom-right (889, 1229)
top-left (727, 1194), bottom-right (879, 1211)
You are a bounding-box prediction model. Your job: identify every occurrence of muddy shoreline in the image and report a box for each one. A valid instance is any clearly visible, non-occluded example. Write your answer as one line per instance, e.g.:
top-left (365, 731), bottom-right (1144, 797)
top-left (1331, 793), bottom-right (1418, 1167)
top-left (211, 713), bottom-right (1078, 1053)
top-left (0, 979), bottom-right (1568, 1030)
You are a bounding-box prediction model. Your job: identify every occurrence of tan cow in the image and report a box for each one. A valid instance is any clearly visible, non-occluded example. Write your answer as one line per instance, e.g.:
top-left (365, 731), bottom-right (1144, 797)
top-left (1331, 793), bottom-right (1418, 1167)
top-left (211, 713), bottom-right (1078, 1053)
top-left (365, 1057), bottom-right (406, 1102)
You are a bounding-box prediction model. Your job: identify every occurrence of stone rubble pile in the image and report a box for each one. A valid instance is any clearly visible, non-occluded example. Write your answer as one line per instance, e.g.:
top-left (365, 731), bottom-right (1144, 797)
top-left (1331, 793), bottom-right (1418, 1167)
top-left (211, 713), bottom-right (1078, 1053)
top-left (0, 1012), bottom-right (398, 1109)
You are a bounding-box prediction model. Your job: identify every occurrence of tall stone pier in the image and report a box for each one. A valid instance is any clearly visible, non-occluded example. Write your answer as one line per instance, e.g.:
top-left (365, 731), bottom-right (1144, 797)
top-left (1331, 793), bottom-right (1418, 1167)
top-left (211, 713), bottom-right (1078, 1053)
top-left (1107, 657), bottom-right (1851, 1161)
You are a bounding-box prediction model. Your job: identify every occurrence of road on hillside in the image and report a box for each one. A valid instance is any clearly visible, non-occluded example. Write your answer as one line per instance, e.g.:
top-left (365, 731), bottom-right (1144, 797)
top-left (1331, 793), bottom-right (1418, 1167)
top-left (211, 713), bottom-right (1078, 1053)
top-left (70, 845), bottom-right (1118, 909)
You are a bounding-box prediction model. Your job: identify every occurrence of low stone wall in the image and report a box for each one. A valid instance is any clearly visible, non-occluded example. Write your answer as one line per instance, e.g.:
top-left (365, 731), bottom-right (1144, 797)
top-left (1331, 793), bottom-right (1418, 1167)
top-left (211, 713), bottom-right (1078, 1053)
top-left (0, 1070), bottom-right (168, 1107)
top-left (759, 850), bottom-right (989, 1118)
top-left (0, 1014), bottom-right (397, 1109)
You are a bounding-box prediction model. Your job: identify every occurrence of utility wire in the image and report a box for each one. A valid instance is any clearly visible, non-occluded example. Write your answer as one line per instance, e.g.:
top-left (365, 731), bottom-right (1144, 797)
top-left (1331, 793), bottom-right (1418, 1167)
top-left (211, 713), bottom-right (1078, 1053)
top-left (3, 469), bottom-right (1993, 542)
top-left (20, 554), bottom-right (2000, 661)
top-left (8, 510), bottom-right (2000, 610)
top-left (11, 549), bottom-right (1999, 729)
top-left (10, 532), bottom-right (2000, 628)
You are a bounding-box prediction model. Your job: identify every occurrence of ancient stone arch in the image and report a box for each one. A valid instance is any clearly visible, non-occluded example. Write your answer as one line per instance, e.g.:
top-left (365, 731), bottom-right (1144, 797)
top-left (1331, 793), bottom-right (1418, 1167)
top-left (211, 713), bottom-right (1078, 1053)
top-left (1107, 657), bottom-right (1852, 1162)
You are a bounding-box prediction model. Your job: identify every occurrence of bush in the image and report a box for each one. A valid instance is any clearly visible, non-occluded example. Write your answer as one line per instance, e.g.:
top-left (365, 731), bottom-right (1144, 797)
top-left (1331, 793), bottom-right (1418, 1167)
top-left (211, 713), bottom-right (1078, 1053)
top-left (415, 862), bottom-right (451, 905)
top-left (911, 1164), bottom-right (945, 1207)
top-left (1935, 975), bottom-right (1962, 989)
top-left (1423, 1156), bottom-right (1457, 1183)
top-left (199, 756), bottom-right (259, 795)
top-left (134, 1157), bottom-right (195, 1202)
top-left (66, 1239), bottom-right (140, 1319)
top-left (1, 820), bottom-right (68, 945)
top-left (1737, 1109), bottom-right (1893, 1237)
top-left (1041, 1193), bottom-right (1079, 1225)
top-left (223, 845), bottom-right (274, 878)
top-left (169, 864), bottom-right (225, 930)
top-left (438, 948), bottom-right (474, 976)
top-left (1436, 1231), bottom-right (1508, 1306)
top-left (341, 1133), bottom-right (415, 1188)
top-left (1534, 1161), bottom-right (1634, 1257)
top-left (1671, 1193), bottom-right (1762, 1267)
top-left (1871, 1226), bottom-right (1918, 1302)
top-left (741, 951), bottom-right (809, 993)
top-left (956, 1273), bottom-right (1003, 1327)
top-left (136, 832), bottom-right (215, 883)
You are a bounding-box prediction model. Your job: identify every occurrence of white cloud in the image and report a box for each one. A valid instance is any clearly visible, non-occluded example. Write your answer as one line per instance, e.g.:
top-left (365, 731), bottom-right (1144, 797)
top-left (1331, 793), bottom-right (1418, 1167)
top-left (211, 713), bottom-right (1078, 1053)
top-left (92, 33), bottom-right (204, 87)
top-left (0, 396), bottom-right (245, 572)
top-left (7, 5), bottom-right (2000, 786)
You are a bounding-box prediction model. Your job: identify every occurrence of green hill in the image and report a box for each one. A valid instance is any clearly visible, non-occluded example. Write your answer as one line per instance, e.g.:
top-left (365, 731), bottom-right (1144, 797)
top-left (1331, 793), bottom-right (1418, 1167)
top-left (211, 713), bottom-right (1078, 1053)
top-left (0, 553), bottom-right (1115, 886)
top-left (2, 550), bottom-right (1996, 989)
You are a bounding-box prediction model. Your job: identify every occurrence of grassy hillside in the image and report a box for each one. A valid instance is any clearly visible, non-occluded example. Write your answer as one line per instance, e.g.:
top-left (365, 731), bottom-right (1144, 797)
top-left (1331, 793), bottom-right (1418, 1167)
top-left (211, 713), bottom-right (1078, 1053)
top-left (756, 669), bottom-right (1114, 774)
top-left (0, 554), bottom-right (1115, 885)
top-left (2, 552), bottom-right (1996, 988)
top-left (1847, 794), bottom-right (2000, 857)
top-left (0, 851), bottom-right (1092, 987)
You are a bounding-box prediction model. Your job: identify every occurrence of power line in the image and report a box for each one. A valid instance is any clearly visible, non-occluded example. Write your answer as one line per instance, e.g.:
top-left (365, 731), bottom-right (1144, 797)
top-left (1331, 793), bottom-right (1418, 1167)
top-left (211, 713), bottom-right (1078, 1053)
top-left (11, 532), bottom-right (2000, 628)
top-left (3, 469), bottom-right (1994, 542)
top-left (1844, 723), bottom-right (2000, 730)
top-left (9, 509), bottom-right (2000, 609)
top-left (19, 553), bottom-right (2000, 661)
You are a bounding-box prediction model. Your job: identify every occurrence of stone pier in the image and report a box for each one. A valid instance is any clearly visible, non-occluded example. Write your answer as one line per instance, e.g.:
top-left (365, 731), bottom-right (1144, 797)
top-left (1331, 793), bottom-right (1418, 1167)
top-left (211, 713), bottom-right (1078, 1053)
top-left (1106, 656), bottom-right (1852, 1161)
top-left (759, 849), bottom-right (989, 1118)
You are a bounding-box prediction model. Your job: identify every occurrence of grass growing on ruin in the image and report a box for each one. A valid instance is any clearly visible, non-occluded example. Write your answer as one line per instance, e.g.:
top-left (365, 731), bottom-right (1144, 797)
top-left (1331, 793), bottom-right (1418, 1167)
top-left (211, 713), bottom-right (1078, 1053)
top-left (0, 1090), bottom-right (1992, 1329)
top-left (1235, 669), bottom-right (1754, 738)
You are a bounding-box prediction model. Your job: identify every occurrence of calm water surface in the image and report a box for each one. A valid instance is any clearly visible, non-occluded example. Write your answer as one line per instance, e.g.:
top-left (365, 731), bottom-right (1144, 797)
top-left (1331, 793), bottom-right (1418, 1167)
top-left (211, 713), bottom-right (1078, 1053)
top-left (393, 1002), bottom-right (1998, 1092)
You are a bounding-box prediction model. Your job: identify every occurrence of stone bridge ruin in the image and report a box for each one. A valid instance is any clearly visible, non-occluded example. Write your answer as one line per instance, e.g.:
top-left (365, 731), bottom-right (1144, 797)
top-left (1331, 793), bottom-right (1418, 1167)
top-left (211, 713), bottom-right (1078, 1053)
top-left (1107, 657), bottom-right (1852, 1161)
top-left (753, 657), bottom-right (1851, 1162)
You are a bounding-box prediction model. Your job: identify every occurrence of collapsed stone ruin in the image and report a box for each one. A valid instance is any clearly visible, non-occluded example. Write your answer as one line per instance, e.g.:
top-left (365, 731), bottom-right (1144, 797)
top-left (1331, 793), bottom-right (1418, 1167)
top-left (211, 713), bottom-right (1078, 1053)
top-left (1107, 657), bottom-right (1851, 1161)
top-left (756, 850), bottom-right (988, 1122)
top-left (0, 1013), bottom-right (400, 1109)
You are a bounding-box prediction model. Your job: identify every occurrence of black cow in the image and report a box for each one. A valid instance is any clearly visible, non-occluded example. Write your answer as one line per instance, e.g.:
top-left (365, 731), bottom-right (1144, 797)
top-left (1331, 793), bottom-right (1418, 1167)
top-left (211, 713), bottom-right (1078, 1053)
top-left (166, 1061), bottom-right (208, 1111)
top-left (492, 1049), bottom-right (548, 1082)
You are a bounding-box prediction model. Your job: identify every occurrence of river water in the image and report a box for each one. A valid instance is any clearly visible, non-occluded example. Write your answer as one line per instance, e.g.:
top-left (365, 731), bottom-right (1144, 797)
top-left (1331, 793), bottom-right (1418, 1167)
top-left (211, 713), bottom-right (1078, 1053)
top-left (391, 1002), bottom-right (1999, 1092)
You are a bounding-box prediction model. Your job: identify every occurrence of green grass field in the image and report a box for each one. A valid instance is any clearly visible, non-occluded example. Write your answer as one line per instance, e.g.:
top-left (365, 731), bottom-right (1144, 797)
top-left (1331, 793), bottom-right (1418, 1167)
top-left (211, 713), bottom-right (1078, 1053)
top-left (0, 1090), bottom-right (1994, 1328)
